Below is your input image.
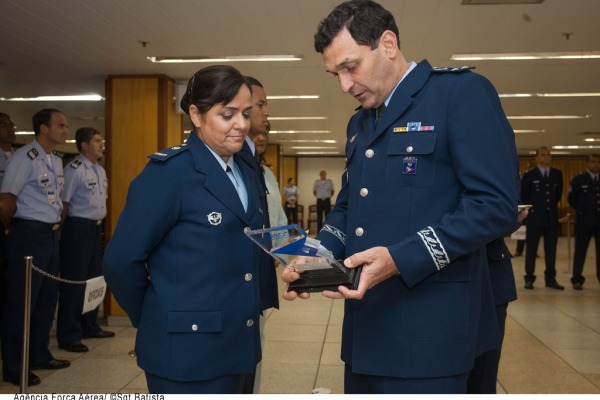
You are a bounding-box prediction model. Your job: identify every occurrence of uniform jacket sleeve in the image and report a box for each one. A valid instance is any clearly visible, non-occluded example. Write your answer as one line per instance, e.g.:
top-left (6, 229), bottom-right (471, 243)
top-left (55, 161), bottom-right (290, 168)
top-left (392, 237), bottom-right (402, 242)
top-left (102, 160), bottom-right (181, 327)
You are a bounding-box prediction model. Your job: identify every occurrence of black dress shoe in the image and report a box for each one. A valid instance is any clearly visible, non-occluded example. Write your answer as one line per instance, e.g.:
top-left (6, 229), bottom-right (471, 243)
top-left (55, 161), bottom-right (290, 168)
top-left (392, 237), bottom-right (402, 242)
top-left (31, 358), bottom-right (71, 370)
top-left (513, 252), bottom-right (523, 257)
top-left (3, 372), bottom-right (41, 386)
top-left (59, 341), bottom-right (89, 352)
top-left (82, 329), bottom-right (115, 339)
top-left (545, 281), bottom-right (565, 290)
top-left (573, 283), bottom-right (583, 291)
top-left (524, 281), bottom-right (534, 289)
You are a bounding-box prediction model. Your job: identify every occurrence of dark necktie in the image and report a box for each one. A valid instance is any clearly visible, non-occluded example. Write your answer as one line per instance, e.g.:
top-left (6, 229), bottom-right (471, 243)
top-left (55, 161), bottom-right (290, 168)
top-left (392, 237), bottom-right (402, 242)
top-left (238, 141), bottom-right (270, 224)
top-left (376, 103), bottom-right (386, 128)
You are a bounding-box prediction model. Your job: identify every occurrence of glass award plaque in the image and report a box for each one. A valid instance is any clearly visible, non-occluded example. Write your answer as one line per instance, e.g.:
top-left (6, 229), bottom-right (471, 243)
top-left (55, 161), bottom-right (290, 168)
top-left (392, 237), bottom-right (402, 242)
top-left (244, 224), bottom-right (361, 293)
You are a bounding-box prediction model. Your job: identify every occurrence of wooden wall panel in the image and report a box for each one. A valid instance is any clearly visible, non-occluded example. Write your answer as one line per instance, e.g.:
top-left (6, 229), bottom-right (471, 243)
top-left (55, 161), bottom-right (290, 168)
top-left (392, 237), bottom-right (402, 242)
top-left (104, 75), bottom-right (182, 317)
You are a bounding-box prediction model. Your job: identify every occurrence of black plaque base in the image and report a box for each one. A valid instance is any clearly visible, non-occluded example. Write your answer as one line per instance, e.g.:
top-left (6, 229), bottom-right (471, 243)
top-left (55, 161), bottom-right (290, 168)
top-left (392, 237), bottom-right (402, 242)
top-left (287, 265), bottom-right (362, 294)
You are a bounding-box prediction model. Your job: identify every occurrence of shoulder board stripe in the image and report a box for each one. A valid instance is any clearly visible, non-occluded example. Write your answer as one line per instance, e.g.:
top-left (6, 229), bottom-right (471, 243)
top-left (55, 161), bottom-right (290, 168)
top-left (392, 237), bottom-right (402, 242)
top-left (70, 159), bottom-right (83, 169)
top-left (148, 144), bottom-right (189, 162)
top-left (27, 148), bottom-right (39, 160)
top-left (432, 66), bottom-right (475, 73)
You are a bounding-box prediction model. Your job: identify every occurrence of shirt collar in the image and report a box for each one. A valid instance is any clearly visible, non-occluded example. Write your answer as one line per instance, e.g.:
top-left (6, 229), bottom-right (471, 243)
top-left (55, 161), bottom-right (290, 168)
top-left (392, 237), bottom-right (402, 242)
top-left (204, 143), bottom-right (235, 172)
top-left (383, 61), bottom-right (417, 107)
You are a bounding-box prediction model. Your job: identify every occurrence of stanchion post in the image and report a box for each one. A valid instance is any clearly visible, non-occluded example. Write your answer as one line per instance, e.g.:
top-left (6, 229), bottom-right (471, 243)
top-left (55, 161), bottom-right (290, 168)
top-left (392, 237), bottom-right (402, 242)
top-left (20, 256), bottom-right (33, 394)
top-left (566, 213), bottom-right (572, 274)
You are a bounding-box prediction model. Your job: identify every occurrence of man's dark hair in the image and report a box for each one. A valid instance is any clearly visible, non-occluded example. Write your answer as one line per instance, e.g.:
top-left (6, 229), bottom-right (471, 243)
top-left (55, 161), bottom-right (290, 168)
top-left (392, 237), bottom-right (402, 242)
top-left (245, 76), bottom-right (264, 89)
top-left (32, 108), bottom-right (63, 136)
top-left (587, 154), bottom-right (600, 162)
top-left (535, 146), bottom-right (550, 156)
top-left (75, 127), bottom-right (100, 152)
top-left (314, 0), bottom-right (399, 53)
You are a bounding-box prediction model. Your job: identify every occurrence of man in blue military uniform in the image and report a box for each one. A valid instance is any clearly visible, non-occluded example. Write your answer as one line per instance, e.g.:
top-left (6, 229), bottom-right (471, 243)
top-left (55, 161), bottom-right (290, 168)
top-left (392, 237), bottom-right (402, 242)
top-left (521, 146), bottom-right (564, 290)
top-left (0, 109), bottom-right (71, 387)
top-left (57, 127), bottom-right (114, 353)
top-left (283, 0), bottom-right (518, 394)
top-left (242, 76), bottom-right (280, 394)
top-left (568, 154), bottom-right (600, 290)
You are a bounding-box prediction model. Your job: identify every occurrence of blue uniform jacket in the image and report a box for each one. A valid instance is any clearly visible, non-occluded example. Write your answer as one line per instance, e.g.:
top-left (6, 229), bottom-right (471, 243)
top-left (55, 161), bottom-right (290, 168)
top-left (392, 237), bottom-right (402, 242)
top-left (316, 60), bottom-right (518, 378)
top-left (521, 167), bottom-right (563, 227)
top-left (102, 133), bottom-right (264, 382)
top-left (568, 171), bottom-right (600, 226)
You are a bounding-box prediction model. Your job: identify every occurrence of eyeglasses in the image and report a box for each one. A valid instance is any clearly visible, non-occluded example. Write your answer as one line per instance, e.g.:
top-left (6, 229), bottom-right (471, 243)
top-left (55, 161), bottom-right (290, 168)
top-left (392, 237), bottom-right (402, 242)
top-left (0, 123), bottom-right (16, 129)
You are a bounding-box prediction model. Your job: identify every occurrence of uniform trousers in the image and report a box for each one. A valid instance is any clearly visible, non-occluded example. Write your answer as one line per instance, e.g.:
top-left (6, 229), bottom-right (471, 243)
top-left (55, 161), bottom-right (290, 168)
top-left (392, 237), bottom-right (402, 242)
top-left (571, 224), bottom-right (600, 285)
top-left (344, 364), bottom-right (469, 394)
top-left (285, 203), bottom-right (298, 224)
top-left (525, 223), bottom-right (558, 283)
top-left (1, 218), bottom-right (60, 379)
top-left (57, 217), bottom-right (103, 346)
top-left (316, 198), bottom-right (331, 232)
top-left (0, 228), bottom-right (7, 327)
top-left (467, 303), bottom-right (508, 394)
top-left (145, 371), bottom-right (253, 394)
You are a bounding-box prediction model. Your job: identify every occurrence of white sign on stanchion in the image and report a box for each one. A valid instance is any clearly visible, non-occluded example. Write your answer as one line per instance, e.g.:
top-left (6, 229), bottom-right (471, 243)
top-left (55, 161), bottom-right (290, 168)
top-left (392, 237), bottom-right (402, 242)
top-left (82, 276), bottom-right (107, 314)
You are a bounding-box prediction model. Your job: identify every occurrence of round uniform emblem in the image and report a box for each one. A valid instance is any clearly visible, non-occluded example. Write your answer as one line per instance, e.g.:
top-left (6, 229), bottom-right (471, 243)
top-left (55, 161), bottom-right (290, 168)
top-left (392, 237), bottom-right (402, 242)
top-left (207, 212), bottom-right (222, 226)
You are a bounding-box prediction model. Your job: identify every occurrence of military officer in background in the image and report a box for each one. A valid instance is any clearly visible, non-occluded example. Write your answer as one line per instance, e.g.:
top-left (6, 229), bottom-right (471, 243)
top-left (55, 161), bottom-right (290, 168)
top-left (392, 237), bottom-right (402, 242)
top-left (568, 154), bottom-right (600, 290)
top-left (0, 112), bottom-right (17, 324)
top-left (283, 0), bottom-right (519, 394)
top-left (520, 147), bottom-right (564, 290)
top-left (57, 127), bottom-right (114, 353)
top-left (0, 108), bottom-right (71, 387)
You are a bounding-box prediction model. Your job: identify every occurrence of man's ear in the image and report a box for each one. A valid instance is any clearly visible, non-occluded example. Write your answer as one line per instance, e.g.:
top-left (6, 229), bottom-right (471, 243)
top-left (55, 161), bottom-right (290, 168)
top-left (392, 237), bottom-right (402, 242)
top-left (380, 30), bottom-right (398, 58)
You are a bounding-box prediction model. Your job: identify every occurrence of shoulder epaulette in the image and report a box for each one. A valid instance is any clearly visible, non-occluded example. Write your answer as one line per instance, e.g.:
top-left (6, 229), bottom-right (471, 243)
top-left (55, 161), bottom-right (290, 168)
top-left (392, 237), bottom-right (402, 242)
top-left (70, 159), bottom-right (83, 169)
top-left (27, 148), bottom-right (39, 160)
top-left (148, 143), bottom-right (189, 162)
top-left (431, 66), bottom-right (475, 73)
top-left (52, 150), bottom-right (63, 158)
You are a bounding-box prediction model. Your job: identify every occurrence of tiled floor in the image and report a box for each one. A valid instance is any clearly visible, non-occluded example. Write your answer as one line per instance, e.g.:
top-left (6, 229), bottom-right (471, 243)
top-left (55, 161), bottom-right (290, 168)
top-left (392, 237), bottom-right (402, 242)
top-left (1, 236), bottom-right (600, 394)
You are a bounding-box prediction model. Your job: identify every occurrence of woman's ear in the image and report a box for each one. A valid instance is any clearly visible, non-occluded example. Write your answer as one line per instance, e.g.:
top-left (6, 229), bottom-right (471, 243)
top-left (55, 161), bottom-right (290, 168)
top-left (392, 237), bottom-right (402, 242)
top-left (189, 105), bottom-right (202, 128)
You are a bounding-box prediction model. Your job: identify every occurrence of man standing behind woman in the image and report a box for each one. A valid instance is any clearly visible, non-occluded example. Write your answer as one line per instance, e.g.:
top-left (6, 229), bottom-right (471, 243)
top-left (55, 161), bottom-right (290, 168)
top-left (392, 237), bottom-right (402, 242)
top-left (103, 65), bottom-right (264, 394)
top-left (284, 178), bottom-right (299, 225)
top-left (313, 169), bottom-right (334, 232)
top-left (57, 127), bottom-right (113, 354)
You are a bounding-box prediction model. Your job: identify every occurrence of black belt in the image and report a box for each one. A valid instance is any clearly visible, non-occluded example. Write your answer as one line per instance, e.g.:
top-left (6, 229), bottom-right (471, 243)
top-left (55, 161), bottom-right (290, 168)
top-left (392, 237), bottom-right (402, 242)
top-left (12, 218), bottom-right (60, 231)
top-left (67, 216), bottom-right (104, 226)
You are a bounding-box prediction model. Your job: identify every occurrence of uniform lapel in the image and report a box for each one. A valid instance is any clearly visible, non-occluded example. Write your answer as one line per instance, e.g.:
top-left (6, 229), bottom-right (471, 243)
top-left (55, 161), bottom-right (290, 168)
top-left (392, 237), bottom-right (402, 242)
top-left (236, 155), bottom-right (260, 223)
top-left (188, 134), bottom-right (249, 224)
top-left (369, 60), bottom-right (433, 145)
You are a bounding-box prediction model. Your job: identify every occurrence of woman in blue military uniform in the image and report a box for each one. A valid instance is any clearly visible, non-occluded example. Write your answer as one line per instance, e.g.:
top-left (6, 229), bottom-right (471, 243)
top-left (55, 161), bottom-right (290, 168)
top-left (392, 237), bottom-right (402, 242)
top-left (102, 65), bottom-right (265, 394)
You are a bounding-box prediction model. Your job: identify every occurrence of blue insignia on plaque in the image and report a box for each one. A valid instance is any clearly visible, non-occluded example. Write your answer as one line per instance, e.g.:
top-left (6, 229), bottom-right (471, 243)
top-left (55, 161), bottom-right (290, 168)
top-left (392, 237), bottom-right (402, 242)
top-left (407, 122), bottom-right (421, 132)
top-left (403, 157), bottom-right (417, 175)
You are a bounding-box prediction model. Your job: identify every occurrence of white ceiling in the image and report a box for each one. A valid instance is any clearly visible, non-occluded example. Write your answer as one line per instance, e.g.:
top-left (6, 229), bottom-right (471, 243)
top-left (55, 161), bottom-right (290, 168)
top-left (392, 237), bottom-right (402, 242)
top-left (1, 0), bottom-right (599, 156)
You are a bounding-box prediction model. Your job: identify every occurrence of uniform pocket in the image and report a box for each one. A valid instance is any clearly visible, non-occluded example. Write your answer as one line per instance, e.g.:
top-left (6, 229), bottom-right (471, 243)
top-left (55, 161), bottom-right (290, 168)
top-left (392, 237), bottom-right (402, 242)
top-left (385, 133), bottom-right (436, 187)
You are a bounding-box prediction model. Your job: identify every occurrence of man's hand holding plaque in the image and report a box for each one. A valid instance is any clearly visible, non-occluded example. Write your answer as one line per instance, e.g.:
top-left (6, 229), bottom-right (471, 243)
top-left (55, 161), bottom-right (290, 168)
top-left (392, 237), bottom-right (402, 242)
top-left (244, 224), bottom-right (361, 294)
